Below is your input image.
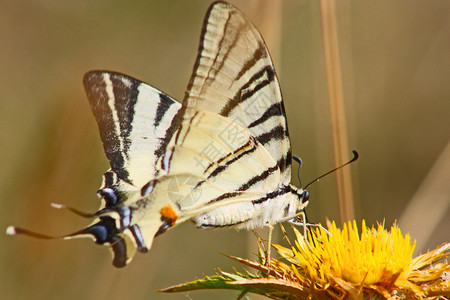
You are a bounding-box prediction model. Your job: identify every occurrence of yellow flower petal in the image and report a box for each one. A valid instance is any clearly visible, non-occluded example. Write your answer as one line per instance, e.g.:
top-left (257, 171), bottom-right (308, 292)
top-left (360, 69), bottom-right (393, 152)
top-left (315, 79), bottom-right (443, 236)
top-left (274, 220), bottom-right (449, 298)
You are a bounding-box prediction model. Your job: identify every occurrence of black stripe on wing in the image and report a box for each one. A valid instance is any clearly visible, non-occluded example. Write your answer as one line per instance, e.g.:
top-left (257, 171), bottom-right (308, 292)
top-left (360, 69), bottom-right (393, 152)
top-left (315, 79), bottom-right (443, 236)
top-left (155, 94), bottom-right (173, 128)
top-left (234, 42), bottom-right (266, 81)
top-left (199, 219), bottom-right (250, 229)
top-left (238, 164), bottom-right (279, 192)
top-left (279, 149), bottom-right (292, 175)
top-left (203, 151), bottom-right (292, 206)
top-left (208, 140), bottom-right (256, 179)
top-left (206, 164), bottom-right (279, 205)
top-left (193, 139), bottom-right (257, 190)
top-left (249, 100), bottom-right (292, 178)
top-left (183, 2), bottom-right (216, 101)
top-left (84, 72), bottom-right (131, 183)
top-left (159, 107), bottom-right (189, 173)
top-left (84, 71), bottom-right (183, 188)
top-left (154, 97), bottom-right (185, 175)
top-left (155, 107), bottom-right (184, 163)
top-left (251, 185), bottom-right (290, 205)
top-left (207, 12), bottom-right (242, 83)
top-left (255, 125), bottom-right (286, 146)
top-left (110, 73), bottom-right (139, 160)
top-left (220, 66), bottom-right (275, 117)
top-left (181, 2), bottom-right (293, 183)
top-left (205, 139), bottom-right (255, 174)
top-left (248, 103), bottom-right (283, 129)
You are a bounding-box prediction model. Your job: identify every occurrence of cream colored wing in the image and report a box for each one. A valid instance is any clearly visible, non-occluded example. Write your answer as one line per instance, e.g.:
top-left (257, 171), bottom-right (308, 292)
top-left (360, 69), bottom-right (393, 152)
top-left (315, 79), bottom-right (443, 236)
top-left (90, 2), bottom-right (303, 266)
top-left (27, 2), bottom-right (305, 269)
top-left (183, 1), bottom-right (292, 183)
top-left (83, 71), bottom-right (182, 208)
top-left (126, 110), bottom-right (304, 249)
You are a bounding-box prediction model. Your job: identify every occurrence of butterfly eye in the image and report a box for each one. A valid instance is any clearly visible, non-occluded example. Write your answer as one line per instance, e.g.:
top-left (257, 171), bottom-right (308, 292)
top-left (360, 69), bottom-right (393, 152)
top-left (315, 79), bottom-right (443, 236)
top-left (302, 190), bottom-right (310, 202)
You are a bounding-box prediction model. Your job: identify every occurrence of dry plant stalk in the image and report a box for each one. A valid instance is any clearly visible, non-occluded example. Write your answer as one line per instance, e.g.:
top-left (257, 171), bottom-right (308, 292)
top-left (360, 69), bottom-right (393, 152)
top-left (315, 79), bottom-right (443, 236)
top-left (319, 0), bottom-right (355, 223)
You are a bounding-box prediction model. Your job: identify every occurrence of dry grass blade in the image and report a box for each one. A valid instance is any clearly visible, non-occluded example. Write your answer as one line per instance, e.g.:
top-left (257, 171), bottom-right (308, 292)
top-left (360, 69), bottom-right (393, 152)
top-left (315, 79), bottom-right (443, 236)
top-left (319, 0), bottom-right (355, 223)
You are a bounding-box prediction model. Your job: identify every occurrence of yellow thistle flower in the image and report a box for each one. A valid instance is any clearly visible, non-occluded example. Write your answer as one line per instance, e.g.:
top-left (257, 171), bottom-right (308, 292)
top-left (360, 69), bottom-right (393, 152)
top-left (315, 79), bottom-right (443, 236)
top-left (274, 220), bottom-right (449, 299)
top-left (161, 220), bottom-right (450, 299)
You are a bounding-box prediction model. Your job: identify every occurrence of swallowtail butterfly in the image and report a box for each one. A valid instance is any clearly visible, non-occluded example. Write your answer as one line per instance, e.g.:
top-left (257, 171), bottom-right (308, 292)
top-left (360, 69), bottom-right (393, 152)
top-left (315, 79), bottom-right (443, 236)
top-left (8, 1), bottom-right (310, 267)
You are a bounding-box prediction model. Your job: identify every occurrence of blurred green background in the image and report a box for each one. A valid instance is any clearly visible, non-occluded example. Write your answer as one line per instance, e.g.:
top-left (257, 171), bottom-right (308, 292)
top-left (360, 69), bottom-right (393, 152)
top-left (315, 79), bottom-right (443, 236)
top-left (1, 0), bottom-right (449, 299)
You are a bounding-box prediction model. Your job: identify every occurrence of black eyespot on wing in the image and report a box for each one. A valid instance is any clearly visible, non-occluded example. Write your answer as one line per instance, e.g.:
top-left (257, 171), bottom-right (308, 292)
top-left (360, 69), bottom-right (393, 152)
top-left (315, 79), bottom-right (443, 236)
top-left (98, 188), bottom-right (119, 207)
top-left (74, 217), bottom-right (131, 268)
top-left (78, 217), bottom-right (117, 244)
top-left (155, 216), bottom-right (173, 237)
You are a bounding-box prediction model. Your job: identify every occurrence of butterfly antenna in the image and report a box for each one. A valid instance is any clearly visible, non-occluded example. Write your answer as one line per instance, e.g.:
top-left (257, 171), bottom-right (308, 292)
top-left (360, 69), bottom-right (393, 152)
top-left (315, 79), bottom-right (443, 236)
top-left (6, 225), bottom-right (59, 239)
top-left (50, 203), bottom-right (96, 218)
top-left (304, 150), bottom-right (359, 190)
top-left (6, 203), bottom-right (96, 240)
top-left (292, 155), bottom-right (304, 189)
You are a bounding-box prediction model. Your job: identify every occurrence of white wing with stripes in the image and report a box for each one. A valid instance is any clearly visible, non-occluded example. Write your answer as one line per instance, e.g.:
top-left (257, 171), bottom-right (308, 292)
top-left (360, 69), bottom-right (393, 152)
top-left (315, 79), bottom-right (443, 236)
top-left (156, 1), bottom-right (301, 230)
top-left (83, 71), bottom-right (182, 207)
top-left (182, 1), bottom-right (292, 183)
top-left (36, 1), bottom-right (309, 268)
top-left (158, 110), bottom-right (301, 230)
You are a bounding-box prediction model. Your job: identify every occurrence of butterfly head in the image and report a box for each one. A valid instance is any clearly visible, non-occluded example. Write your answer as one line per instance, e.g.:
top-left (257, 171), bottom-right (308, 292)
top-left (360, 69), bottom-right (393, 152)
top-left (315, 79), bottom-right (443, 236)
top-left (289, 184), bottom-right (310, 209)
top-left (301, 189), bottom-right (310, 203)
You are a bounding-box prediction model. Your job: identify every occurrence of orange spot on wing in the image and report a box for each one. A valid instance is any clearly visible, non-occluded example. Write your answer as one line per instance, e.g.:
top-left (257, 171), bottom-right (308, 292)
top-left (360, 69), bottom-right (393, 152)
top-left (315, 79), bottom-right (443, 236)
top-left (160, 206), bottom-right (178, 226)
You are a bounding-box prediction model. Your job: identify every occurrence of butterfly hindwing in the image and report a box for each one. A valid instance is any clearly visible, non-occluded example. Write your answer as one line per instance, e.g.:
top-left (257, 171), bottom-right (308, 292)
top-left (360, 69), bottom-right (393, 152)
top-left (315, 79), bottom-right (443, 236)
top-left (69, 71), bottom-right (184, 267)
top-left (183, 1), bottom-right (292, 183)
top-left (155, 110), bottom-right (298, 230)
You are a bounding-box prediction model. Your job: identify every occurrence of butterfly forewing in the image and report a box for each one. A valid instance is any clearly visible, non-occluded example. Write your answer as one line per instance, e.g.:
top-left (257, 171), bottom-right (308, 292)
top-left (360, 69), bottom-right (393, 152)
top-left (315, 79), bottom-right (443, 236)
top-left (162, 111), bottom-right (281, 210)
top-left (183, 2), bottom-right (292, 183)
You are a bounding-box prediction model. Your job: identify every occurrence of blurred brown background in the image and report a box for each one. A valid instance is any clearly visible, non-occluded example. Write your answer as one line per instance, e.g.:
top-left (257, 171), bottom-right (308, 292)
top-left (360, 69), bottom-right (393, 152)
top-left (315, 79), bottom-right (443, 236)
top-left (1, 1), bottom-right (449, 299)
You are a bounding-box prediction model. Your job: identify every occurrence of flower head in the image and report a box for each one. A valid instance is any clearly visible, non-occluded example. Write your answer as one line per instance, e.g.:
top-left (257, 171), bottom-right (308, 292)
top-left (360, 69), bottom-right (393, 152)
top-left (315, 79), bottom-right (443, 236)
top-left (161, 220), bottom-right (450, 299)
top-left (273, 220), bottom-right (449, 298)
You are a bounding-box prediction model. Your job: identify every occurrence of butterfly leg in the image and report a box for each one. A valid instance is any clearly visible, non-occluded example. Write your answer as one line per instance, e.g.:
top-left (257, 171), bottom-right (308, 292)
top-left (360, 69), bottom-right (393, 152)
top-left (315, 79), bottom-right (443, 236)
top-left (251, 226), bottom-right (273, 275)
top-left (266, 224), bottom-right (274, 274)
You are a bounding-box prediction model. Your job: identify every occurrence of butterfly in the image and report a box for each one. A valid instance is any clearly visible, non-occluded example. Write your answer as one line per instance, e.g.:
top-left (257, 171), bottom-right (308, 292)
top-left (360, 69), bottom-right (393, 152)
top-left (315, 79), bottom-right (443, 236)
top-left (7, 1), bottom-right (310, 267)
